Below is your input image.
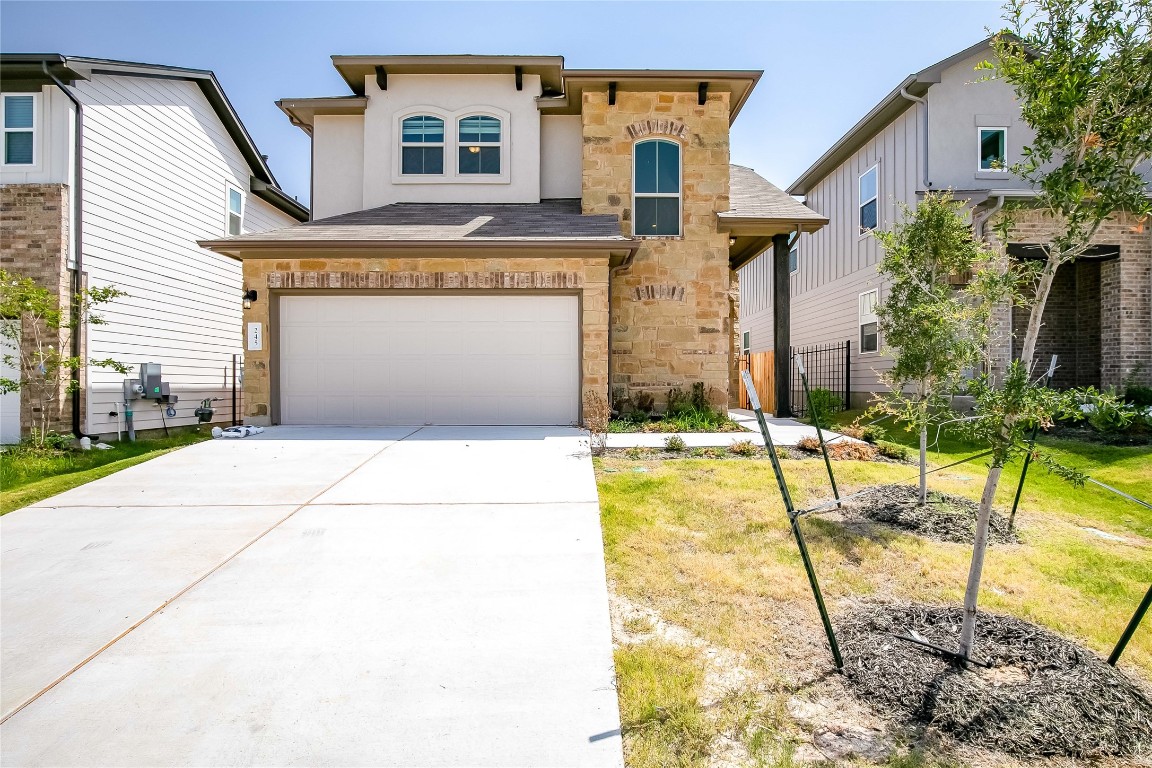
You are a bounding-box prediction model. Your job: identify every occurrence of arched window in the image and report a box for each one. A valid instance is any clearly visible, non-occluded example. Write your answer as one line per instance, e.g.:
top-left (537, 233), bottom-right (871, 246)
top-left (458, 115), bottom-right (501, 174)
top-left (633, 139), bottom-right (681, 236)
top-left (400, 115), bottom-right (444, 175)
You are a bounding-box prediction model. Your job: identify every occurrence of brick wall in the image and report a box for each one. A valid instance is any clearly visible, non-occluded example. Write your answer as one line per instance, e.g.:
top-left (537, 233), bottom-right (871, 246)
top-left (580, 91), bottom-right (734, 408)
top-left (0, 184), bottom-right (74, 436)
top-left (994, 208), bottom-right (1151, 389)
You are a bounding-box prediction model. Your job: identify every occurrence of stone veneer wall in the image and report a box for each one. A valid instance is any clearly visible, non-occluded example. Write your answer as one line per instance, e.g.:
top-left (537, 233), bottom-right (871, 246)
top-left (580, 91), bottom-right (735, 408)
top-left (241, 255), bottom-right (609, 423)
top-left (0, 184), bottom-right (75, 436)
top-left (992, 209), bottom-right (1151, 389)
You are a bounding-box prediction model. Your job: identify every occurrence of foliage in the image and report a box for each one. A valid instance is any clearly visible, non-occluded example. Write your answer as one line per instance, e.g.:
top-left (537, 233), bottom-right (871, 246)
top-left (728, 439), bottom-right (759, 457)
top-left (878, 442), bottom-right (912, 462)
top-left (839, 416), bottom-right (888, 444)
top-left (690, 382), bottom-right (709, 412)
top-left (663, 434), bottom-right (687, 452)
top-left (634, 390), bottom-right (656, 414)
top-left (1124, 385), bottom-right (1152, 409)
top-left (666, 387), bottom-right (692, 417)
top-left (805, 387), bottom-right (843, 422)
top-left (795, 436), bottom-right (878, 461)
top-left (583, 391), bottom-right (612, 456)
top-left (1078, 387), bottom-right (1138, 433)
top-left (0, 269), bottom-right (129, 447)
top-left (795, 436), bottom-right (820, 453)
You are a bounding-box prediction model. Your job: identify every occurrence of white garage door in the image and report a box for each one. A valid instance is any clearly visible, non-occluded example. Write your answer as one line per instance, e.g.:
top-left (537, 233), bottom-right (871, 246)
top-left (279, 295), bottom-right (580, 426)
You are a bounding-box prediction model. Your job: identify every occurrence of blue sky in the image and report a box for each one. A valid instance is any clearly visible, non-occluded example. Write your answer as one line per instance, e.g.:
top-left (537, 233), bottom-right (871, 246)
top-left (2, 1), bottom-right (1003, 207)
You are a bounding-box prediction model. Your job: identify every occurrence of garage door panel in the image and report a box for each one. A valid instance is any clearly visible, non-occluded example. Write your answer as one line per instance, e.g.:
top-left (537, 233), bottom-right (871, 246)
top-left (279, 295), bottom-right (578, 425)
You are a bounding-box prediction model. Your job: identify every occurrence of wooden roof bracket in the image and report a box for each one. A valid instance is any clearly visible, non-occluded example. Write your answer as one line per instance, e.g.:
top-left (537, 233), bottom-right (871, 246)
top-left (375, 65), bottom-right (387, 91)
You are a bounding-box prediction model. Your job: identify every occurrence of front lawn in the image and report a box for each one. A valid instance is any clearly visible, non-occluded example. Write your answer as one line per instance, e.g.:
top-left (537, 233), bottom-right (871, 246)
top-left (597, 428), bottom-right (1152, 766)
top-left (1, 430), bottom-right (210, 514)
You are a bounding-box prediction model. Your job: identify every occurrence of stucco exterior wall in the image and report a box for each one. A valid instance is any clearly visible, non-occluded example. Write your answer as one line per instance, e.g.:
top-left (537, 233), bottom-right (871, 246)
top-left (580, 90), bottom-right (734, 408)
top-left (359, 73), bottom-right (543, 207)
top-left (540, 115), bottom-right (582, 199)
top-left (239, 253), bottom-right (610, 425)
top-left (312, 114), bottom-right (366, 219)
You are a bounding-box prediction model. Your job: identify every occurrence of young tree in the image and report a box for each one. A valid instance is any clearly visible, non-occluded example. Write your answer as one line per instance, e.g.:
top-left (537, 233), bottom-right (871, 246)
top-left (0, 270), bottom-right (129, 447)
top-left (873, 192), bottom-right (1005, 504)
top-left (957, 0), bottom-right (1152, 662)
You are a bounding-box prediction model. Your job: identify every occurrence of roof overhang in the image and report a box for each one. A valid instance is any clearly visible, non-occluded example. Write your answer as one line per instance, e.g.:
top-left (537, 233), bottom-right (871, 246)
top-left (547, 69), bottom-right (762, 124)
top-left (719, 214), bottom-right (828, 270)
top-left (276, 97), bottom-right (368, 134)
top-left (332, 54), bottom-right (566, 95)
top-left (198, 237), bottom-right (640, 267)
top-left (0, 54), bottom-right (85, 91)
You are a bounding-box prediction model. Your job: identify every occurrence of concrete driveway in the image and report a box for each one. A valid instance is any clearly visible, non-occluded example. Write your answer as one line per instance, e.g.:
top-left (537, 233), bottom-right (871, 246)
top-left (1, 427), bottom-right (622, 767)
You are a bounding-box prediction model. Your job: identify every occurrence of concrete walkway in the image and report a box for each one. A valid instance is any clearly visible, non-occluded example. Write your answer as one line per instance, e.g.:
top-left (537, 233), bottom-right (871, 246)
top-left (1, 427), bottom-right (621, 767)
top-left (604, 409), bottom-right (853, 448)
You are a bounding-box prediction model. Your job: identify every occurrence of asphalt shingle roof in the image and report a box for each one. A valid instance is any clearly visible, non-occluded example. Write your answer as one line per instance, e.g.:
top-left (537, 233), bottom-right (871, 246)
top-left (723, 165), bottom-right (827, 222)
top-left (216, 199), bottom-right (628, 243)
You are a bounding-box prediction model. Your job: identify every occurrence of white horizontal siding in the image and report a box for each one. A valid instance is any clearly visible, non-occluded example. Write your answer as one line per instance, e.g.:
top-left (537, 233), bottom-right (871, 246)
top-left (74, 74), bottom-right (296, 435)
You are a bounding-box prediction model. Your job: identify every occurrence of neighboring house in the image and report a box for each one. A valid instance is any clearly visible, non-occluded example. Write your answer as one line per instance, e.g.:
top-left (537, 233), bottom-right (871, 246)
top-left (0, 55), bottom-right (308, 443)
top-left (739, 38), bottom-right (1152, 411)
top-left (200, 55), bottom-right (824, 427)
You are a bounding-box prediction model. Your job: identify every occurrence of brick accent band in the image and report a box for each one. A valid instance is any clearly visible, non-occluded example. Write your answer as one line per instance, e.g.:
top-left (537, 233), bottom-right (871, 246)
top-left (266, 270), bottom-right (584, 290)
top-left (631, 284), bottom-right (685, 301)
top-left (626, 119), bottom-right (689, 140)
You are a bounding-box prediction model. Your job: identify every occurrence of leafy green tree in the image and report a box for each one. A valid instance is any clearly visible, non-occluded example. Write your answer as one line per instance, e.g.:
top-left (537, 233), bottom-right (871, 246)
top-left (0, 270), bottom-right (129, 447)
top-left (873, 192), bottom-right (1011, 504)
top-left (957, 0), bottom-right (1152, 662)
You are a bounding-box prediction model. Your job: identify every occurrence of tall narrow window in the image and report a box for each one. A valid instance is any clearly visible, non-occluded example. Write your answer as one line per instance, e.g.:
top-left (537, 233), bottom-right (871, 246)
top-left (742, 331), bottom-right (750, 354)
top-left (859, 164), bottom-right (878, 232)
top-left (633, 139), bottom-right (681, 236)
top-left (979, 127), bottom-right (1007, 171)
top-left (458, 115), bottom-right (501, 174)
top-left (3, 94), bottom-right (35, 165)
top-left (859, 289), bottom-right (878, 353)
top-left (789, 244), bottom-right (799, 274)
top-left (226, 185), bottom-right (244, 236)
top-left (401, 115), bottom-right (445, 175)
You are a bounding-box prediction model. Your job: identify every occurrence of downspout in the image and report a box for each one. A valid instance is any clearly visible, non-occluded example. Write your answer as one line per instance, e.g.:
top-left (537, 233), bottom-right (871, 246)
top-left (899, 87), bottom-right (930, 191)
top-left (973, 194), bottom-right (1006, 241)
top-left (43, 62), bottom-right (93, 439)
top-left (607, 247), bottom-right (638, 414)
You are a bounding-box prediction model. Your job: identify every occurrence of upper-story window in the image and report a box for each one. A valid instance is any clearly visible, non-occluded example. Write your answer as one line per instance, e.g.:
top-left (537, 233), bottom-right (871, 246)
top-left (401, 115), bottom-right (445, 175)
top-left (859, 289), bottom-right (879, 353)
top-left (633, 139), bottom-right (681, 237)
top-left (789, 244), bottom-right (799, 274)
top-left (226, 183), bottom-right (244, 236)
top-left (859, 164), bottom-right (878, 233)
top-left (458, 115), bottom-right (501, 175)
top-left (2, 94), bottom-right (36, 166)
top-left (979, 127), bottom-right (1007, 171)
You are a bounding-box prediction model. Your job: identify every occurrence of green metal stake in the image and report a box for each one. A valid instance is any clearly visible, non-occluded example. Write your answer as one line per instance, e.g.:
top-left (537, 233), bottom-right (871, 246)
top-left (1109, 583), bottom-right (1152, 666)
top-left (796, 356), bottom-right (840, 506)
top-left (1008, 355), bottom-right (1058, 532)
top-left (742, 370), bottom-right (844, 670)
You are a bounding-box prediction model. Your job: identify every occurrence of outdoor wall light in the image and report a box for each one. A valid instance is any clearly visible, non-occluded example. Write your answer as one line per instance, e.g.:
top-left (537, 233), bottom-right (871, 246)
top-left (729, 236), bottom-right (737, 246)
top-left (242, 289), bottom-right (258, 309)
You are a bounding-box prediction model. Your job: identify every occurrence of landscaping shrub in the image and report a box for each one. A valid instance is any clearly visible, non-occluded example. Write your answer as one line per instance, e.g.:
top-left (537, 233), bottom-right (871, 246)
top-left (583, 392), bottom-right (612, 455)
top-left (829, 440), bottom-right (879, 461)
top-left (666, 387), bottom-right (692, 417)
top-left (728, 439), bottom-right (759, 457)
top-left (690, 382), bottom-right (709, 412)
top-left (634, 390), bottom-right (655, 414)
top-left (664, 435), bottom-right (687, 452)
top-left (1124, 384), bottom-right (1152, 409)
top-left (1079, 388), bottom-right (1137, 433)
top-left (806, 387), bottom-right (843, 421)
top-left (795, 436), bottom-right (821, 453)
top-left (877, 441), bottom-right (911, 462)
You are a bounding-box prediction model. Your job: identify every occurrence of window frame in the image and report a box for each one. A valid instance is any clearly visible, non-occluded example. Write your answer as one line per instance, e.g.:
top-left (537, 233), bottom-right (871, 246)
top-left (456, 114), bottom-right (502, 176)
top-left (789, 243), bottom-right (799, 275)
top-left (631, 138), bottom-right (683, 238)
top-left (742, 331), bottom-right (750, 355)
top-left (399, 114), bottom-right (446, 177)
top-left (977, 126), bottom-right (1008, 172)
top-left (2, 92), bottom-right (38, 168)
top-left (225, 182), bottom-right (245, 237)
top-left (858, 163), bottom-right (879, 235)
top-left (859, 289), bottom-right (879, 354)
top-left (392, 106), bottom-right (510, 185)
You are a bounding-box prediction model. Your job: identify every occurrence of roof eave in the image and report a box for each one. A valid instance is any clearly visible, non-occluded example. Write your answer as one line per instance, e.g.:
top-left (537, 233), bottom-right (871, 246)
top-left (198, 237), bottom-right (639, 260)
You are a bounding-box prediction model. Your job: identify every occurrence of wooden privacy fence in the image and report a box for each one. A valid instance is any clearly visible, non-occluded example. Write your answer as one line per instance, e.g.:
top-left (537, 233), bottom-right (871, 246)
top-left (739, 351), bottom-right (775, 414)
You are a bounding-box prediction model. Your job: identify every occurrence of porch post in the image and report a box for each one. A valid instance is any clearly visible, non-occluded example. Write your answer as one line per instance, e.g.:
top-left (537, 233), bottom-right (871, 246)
top-left (772, 233), bottom-right (791, 417)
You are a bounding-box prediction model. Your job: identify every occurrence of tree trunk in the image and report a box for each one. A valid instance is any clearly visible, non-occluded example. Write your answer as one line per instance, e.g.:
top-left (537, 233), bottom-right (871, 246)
top-left (1018, 253), bottom-right (1062, 372)
top-left (959, 464), bottom-right (1003, 661)
top-left (919, 426), bottom-right (928, 505)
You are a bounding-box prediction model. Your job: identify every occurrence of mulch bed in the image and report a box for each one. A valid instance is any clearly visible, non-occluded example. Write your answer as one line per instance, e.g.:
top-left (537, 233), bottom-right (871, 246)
top-left (842, 483), bottom-right (1018, 545)
top-left (838, 602), bottom-right (1152, 759)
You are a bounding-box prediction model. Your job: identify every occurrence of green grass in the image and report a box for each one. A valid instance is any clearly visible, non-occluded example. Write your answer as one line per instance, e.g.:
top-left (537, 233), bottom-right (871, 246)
top-left (1, 430), bottom-right (210, 514)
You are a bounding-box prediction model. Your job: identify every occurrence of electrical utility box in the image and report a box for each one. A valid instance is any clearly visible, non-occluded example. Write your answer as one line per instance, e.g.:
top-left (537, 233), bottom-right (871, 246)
top-left (138, 362), bottom-right (178, 404)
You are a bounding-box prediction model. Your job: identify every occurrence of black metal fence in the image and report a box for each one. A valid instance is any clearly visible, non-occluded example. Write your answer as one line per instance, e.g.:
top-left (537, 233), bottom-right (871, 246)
top-left (789, 341), bottom-right (851, 417)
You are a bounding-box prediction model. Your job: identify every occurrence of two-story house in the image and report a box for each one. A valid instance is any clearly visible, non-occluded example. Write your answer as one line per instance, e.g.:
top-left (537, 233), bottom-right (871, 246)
top-left (739, 38), bottom-right (1151, 412)
top-left (0, 54), bottom-right (308, 443)
top-left (200, 55), bottom-right (825, 427)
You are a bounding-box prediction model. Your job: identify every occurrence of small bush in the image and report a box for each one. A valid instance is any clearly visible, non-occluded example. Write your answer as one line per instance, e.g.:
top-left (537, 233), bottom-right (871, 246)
top-left (666, 387), bottom-right (692, 417)
top-left (795, 436), bottom-right (820, 453)
top-left (698, 447), bottom-right (726, 459)
top-left (1079, 388), bottom-right (1137, 433)
top-left (1124, 384), bottom-right (1152, 409)
top-left (806, 387), bottom-right (843, 421)
top-left (624, 447), bottom-right (648, 460)
top-left (877, 441), bottom-right (911, 461)
top-left (664, 434), bottom-right (687, 452)
top-left (776, 447), bottom-right (792, 460)
top-left (830, 440), bottom-right (879, 461)
top-left (634, 390), bottom-right (655, 414)
top-left (583, 392), bottom-right (612, 455)
top-left (690, 382), bottom-right (709, 411)
top-left (728, 439), bottom-right (759, 457)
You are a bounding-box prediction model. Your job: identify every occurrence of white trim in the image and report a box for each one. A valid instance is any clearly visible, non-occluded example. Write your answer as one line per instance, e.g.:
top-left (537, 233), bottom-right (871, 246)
top-left (631, 137), bottom-right (683, 238)
top-left (858, 289), bottom-right (879, 354)
top-left (225, 181), bottom-right (245, 237)
top-left (788, 243), bottom-right (799, 275)
top-left (977, 126), bottom-right (1008, 172)
top-left (391, 105), bottom-right (511, 185)
top-left (398, 111), bottom-right (447, 178)
top-left (1, 92), bottom-right (39, 168)
top-left (858, 162), bottom-right (878, 234)
top-left (456, 113), bottom-right (502, 176)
